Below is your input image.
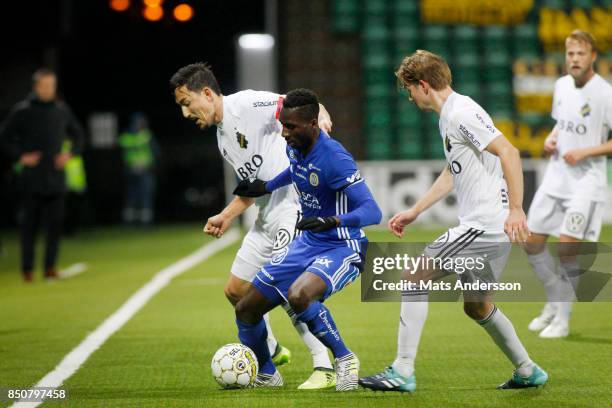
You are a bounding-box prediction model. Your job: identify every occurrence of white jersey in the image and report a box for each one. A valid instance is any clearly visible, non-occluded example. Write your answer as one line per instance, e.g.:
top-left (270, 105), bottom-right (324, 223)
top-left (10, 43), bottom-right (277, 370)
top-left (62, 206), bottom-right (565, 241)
top-left (217, 90), bottom-right (299, 221)
top-left (438, 92), bottom-right (509, 232)
top-left (540, 74), bottom-right (612, 202)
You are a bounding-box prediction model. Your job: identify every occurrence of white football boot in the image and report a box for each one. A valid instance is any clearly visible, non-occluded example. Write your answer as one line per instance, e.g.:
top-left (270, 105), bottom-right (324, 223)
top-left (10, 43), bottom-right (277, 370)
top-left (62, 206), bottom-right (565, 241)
top-left (528, 303), bottom-right (557, 332)
top-left (539, 318), bottom-right (569, 338)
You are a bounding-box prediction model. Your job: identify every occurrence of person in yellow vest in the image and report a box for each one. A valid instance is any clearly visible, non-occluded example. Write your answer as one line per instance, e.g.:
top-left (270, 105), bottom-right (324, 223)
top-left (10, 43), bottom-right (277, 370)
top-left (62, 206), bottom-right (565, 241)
top-left (63, 139), bottom-right (87, 235)
top-left (118, 112), bottom-right (158, 225)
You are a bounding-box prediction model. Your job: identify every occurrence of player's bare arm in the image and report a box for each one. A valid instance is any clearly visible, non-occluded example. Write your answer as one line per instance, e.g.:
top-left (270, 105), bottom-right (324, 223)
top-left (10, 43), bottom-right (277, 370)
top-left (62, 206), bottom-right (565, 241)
top-left (485, 135), bottom-right (529, 243)
top-left (543, 126), bottom-right (559, 155)
top-left (204, 196), bottom-right (255, 238)
top-left (317, 103), bottom-right (333, 133)
top-left (388, 167), bottom-right (453, 238)
top-left (563, 138), bottom-right (612, 166)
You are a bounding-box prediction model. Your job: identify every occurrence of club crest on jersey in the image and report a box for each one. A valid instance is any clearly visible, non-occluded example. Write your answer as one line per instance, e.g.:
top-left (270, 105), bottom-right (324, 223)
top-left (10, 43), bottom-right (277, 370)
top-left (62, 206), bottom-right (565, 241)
top-left (580, 103), bottom-right (591, 118)
top-left (236, 132), bottom-right (248, 149)
top-left (445, 134), bottom-right (452, 152)
top-left (309, 172), bottom-right (319, 186)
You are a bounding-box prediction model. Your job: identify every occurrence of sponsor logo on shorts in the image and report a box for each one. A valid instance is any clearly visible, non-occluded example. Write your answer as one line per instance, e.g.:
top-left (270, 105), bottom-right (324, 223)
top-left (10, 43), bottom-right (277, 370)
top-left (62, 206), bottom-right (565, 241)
top-left (427, 231), bottom-right (449, 250)
top-left (273, 229), bottom-right (292, 250)
top-left (271, 247), bottom-right (289, 265)
top-left (313, 257), bottom-right (333, 268)
top-left (566, 212), bottom-right (586, 234)
top-left (260, 267), bottom-right (275, 280)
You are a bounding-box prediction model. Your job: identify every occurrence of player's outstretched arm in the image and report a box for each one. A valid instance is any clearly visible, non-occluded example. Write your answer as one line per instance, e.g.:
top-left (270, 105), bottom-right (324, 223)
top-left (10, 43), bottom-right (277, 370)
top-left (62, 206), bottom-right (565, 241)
top-left (232, 167), bottom-right (292, 197)
top-left (485, 135), bottom-right (529, 243)
top-left (204, 196), bottom-right (255, 238)
top-left (389, 167), bottom-right (453, 238)
top-left (337, 181), bottom-right (382, 227)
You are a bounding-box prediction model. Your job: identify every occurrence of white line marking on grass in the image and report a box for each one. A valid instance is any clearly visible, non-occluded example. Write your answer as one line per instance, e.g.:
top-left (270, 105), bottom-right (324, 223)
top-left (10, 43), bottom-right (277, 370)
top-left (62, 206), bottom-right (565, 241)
top-left (58, 262), bottom-right (88, 279)
top-left (11, 229), bottom-right (240, 408)
top-left (178, 277), bottom-right (226, 286)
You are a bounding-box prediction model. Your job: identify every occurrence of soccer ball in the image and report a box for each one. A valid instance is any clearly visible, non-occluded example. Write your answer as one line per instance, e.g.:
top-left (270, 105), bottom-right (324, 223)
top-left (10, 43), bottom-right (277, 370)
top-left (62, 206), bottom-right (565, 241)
top-left (211, 343), bottom-right (258, 388)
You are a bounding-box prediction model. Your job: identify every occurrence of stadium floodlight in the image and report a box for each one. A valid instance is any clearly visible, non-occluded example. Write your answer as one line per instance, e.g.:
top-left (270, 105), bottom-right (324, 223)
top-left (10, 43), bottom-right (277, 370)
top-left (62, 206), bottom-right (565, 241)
top-left (173, 3), bottom-right (194, 22)
top-left (238, 34), bottom-right (275, 51)
top-left (109, 0), bottom-right (130, 12)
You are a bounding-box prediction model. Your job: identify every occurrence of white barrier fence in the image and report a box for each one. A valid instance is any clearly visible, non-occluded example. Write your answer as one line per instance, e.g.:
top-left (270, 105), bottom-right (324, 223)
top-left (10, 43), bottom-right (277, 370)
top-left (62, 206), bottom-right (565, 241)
top-left (232, 159), bottom-right (612, 228)
top-left (358, 159), bottom-right (612, 225)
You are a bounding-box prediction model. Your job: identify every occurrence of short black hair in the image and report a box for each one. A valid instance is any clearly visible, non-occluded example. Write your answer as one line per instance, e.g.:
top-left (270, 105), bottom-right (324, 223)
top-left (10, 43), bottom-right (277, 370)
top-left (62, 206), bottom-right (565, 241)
top-left (169, 62), bottom-right (222, 95)
top-left (283, 88), bottom-right (319, 121)
top-left (32, 68), bottom-right (56, 84)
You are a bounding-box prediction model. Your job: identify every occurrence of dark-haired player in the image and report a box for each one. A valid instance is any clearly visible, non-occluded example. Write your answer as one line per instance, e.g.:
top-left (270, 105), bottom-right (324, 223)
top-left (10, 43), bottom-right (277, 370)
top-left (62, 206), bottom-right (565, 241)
top-left (170, 63), bottom-right (335, 389)
top-left (233, 88), bottom-right (382, 390)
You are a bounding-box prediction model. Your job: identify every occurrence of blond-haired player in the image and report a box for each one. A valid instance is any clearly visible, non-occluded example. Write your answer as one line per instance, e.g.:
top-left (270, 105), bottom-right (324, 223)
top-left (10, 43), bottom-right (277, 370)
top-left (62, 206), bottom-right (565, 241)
top-left (525, 30), bottom-right (612, 338)
top-left (359, 50), bottom-right (548, 392)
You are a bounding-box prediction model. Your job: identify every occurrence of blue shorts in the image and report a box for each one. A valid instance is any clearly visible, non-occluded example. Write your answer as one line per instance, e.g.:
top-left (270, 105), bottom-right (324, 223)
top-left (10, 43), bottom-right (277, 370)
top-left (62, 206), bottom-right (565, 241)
top-left (251, 236), bottom-right (366, 305)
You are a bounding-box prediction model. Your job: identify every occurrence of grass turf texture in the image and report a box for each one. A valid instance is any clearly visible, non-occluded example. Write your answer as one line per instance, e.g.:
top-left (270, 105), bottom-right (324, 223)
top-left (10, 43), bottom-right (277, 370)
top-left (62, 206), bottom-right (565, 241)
top-left (0, 225), bottom-right (610, 407)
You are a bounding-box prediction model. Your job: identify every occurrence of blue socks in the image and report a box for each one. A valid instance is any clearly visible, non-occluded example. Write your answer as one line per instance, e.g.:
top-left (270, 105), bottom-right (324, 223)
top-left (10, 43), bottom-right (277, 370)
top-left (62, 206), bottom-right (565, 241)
top-left (296, 301), bottom-right (351, 359)
top-left (236, 318), bottom-right (275, 375)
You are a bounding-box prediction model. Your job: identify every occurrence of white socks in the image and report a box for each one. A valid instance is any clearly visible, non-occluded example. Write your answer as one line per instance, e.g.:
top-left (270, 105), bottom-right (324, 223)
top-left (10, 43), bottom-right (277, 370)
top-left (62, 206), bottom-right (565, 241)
top-left (555, 260), bottom-right (580, 323)
top-left (282, 303), bottom-right (333, 370)
top-left (527, 250), bottom-right (560, 301)
top-left (263, 313), bottom-right (278, 355)
top-left (478, 305), bottom-right (535, 376)
top-left (528, 249), bottom-right (578, 325)
top-left (392, 291), bottom-right (429, 378)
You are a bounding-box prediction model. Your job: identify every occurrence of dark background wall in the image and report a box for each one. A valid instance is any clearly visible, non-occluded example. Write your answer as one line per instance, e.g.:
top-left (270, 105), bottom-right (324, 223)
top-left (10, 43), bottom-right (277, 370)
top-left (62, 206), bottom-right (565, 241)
top-left (0, 0), bottom-right (267, 227)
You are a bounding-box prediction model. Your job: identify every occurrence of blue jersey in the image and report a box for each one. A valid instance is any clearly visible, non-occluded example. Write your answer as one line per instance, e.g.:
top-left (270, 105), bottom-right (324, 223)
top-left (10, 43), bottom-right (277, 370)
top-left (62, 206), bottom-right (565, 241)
top-left (287, 131), bottom-right (366, 252)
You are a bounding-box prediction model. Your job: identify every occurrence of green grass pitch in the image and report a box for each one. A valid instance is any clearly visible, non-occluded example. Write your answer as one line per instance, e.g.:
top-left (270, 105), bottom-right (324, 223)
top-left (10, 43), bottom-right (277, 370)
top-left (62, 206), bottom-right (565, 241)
top-left (0, 225), bottom-right (611, 407)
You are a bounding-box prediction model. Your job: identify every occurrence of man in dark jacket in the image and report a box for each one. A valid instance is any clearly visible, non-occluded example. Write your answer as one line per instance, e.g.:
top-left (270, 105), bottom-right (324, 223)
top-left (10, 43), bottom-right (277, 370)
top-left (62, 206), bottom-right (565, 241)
top-left (0, 68), bottom-right (84, 281)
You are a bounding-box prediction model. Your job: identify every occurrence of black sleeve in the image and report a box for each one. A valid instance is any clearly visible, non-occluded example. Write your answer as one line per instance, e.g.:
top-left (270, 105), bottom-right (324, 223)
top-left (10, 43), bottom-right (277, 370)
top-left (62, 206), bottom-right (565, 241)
top-left (0, 106), bottom-right (24, 162)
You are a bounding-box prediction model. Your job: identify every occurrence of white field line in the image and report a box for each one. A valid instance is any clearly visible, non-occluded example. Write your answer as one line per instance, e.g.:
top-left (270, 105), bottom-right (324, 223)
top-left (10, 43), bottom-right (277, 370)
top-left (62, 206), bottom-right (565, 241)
top-left (11, 229), bottom-right (240, 408)
top-left (58, 263), bottom-right (88, 279)
top-left (177, 277), bottom-right (226, 286)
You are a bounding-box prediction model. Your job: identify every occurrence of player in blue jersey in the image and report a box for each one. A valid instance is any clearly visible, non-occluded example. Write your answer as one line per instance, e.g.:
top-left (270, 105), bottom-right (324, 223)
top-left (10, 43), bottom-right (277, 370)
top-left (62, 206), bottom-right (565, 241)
top-left (232, 88), bottom-right (382, 391)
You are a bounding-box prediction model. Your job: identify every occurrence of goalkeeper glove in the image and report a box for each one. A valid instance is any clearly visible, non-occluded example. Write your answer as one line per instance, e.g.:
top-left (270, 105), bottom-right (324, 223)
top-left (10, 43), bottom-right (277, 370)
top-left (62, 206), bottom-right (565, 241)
top-left (296, 216), bottom-right (339, 232)
top-left (232, 179), bottom-right (269, 197)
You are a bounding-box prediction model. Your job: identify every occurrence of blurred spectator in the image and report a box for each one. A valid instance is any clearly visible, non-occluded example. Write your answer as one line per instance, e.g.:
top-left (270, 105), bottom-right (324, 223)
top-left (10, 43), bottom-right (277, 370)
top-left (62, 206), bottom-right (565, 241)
top-left (63, 139), bottom-right (87, 236)
top-left (0, 68), bottom-right (84, 282)
top-left (118, 112), bottom-right (158, 225)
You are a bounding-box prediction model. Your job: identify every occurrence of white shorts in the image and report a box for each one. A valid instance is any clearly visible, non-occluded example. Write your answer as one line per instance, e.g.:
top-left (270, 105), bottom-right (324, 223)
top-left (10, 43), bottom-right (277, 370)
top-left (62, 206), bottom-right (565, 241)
top-left (231, 207), bottom-right (301, 282)
top-left (527, 189), bottom-right (604, 241)
top-left (423, 224), bottom-right (511, 281)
